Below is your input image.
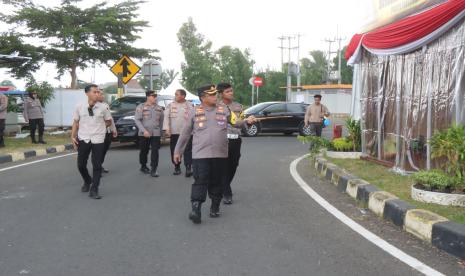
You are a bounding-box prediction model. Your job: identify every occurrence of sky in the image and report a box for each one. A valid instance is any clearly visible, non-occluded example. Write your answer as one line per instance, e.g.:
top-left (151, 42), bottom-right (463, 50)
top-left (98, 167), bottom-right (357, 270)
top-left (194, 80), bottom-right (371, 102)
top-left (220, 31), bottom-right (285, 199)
top-left (0, 0), bottom-right (371, 90)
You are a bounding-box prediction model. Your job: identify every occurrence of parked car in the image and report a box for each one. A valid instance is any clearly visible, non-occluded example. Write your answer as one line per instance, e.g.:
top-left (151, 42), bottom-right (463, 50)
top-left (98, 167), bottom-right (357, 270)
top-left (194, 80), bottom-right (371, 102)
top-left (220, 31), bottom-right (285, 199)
top-left (110, 95), bottom-right (174, 143)
top-left (242, 102), bottom-right (311, 137)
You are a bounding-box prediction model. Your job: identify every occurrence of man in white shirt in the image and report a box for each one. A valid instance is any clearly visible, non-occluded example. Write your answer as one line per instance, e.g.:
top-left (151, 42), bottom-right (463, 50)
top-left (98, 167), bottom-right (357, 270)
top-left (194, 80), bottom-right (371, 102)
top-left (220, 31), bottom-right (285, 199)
top-left (71, 84), bottom-right (113, 199)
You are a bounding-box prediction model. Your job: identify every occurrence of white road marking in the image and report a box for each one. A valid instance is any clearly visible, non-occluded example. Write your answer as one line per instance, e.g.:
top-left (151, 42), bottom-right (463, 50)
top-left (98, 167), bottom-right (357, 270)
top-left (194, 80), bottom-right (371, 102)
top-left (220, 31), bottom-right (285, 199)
top-left (0, 152), bottom-right (77, 173)
top-left (290, 154), bottom-right (444, 276)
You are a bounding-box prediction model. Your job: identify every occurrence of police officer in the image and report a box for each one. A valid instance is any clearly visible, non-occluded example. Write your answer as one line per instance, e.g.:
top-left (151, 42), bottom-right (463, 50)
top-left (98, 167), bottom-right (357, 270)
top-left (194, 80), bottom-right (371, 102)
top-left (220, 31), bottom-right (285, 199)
top-left (71, 84), bottom-right (113, 199)
top-left (23, 90), bottom-right (46, 144)
top-left (163, 89), bottom-right (194, 177)
top-left (135, 90), bottom-right (164, 177)
top-left (0, 92), bottom-right (7, 148)
top-left (97, 90), bottom-right (117, 174)
top-left (174, 85), bottom-right (255, 224)
top-left (217, 83), bottom-right (255, 205)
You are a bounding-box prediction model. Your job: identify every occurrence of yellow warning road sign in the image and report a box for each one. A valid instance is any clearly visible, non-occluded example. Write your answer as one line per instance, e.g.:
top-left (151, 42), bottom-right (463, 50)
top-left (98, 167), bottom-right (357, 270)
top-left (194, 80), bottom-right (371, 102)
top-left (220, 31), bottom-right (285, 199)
top-left (110, 55), bottom-right (141, 84)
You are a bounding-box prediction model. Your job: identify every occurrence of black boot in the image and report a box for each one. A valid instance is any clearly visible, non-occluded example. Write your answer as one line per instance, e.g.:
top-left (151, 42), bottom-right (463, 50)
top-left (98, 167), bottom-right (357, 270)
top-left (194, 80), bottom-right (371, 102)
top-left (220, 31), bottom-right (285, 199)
top-left (150, 168), bottom-right (159, 177)
top-left (140, 165), bottom-right (150, 174)
top-left (223, 195), bottom-right (233, 205)
top-left (89, 185), bottom-right (102, 199)
top-left (185, 165), bottom-right (193, 177)
top-left (0, 137), bottom-right (4, 148)
top-left (31, 136), bottom-right (38, 144)
top-left (81, 183), bottom-right (90, 193)
top-left (38, 135), bottom-right (46, 144)
top-left (210, 199), bottom-right (221, 218)
top-left (173, 165), bottom-right (181, 175)
top-left (189, 201), bottom-right (202, 224)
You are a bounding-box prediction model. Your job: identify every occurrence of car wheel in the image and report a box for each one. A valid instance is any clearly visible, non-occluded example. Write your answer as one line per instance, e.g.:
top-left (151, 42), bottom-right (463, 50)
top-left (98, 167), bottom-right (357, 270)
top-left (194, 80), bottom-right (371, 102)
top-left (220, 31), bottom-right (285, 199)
top-left (299, 122), bottom-right (312, 136)
top-left (245, 123), bottom-right (260, 137)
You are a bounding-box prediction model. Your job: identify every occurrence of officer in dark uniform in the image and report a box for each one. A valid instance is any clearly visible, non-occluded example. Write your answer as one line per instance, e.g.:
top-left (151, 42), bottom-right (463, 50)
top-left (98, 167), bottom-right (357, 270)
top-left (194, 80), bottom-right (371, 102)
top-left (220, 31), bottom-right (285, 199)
top-left (134, 90), bottom-right (164, 177)
top-left (174, 85), bottom-right (255, 224)
top-left (217, 82), bottom-right (255, 204)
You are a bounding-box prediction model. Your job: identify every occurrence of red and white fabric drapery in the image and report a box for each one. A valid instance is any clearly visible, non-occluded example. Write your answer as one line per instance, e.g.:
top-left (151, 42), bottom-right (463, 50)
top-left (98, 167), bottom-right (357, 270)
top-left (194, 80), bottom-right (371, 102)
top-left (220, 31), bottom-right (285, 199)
top-left (346, 0), bottom-right (465, 65)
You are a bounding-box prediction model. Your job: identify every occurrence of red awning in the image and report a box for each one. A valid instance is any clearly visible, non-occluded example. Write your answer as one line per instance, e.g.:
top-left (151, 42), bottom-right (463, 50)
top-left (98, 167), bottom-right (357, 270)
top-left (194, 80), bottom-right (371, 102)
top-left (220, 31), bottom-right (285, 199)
top-left (346, 0), bottom-right (465, 62)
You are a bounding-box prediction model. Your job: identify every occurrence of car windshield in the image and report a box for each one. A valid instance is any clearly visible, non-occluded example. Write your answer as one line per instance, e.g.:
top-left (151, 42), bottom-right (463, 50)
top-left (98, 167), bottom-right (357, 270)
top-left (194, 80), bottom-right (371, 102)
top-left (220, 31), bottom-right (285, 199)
top-left (109, 97), bottom-right (145, 112)
top-left (244, 102), bottom-right (272, 114)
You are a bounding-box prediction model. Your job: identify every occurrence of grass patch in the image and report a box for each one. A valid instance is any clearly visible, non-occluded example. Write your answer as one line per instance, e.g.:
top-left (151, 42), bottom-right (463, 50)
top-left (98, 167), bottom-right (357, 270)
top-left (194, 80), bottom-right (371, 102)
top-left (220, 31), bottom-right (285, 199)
top-left (325, 157), bottom-right (465, 226)
top-left (1, 133), bottom-right (71, 155)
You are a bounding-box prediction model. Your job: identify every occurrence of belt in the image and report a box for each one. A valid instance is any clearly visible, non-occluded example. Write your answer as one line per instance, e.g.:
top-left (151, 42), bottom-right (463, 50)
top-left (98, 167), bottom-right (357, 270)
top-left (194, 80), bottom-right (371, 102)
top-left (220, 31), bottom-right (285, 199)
top-left (227, 134), bottom-right (240, 139)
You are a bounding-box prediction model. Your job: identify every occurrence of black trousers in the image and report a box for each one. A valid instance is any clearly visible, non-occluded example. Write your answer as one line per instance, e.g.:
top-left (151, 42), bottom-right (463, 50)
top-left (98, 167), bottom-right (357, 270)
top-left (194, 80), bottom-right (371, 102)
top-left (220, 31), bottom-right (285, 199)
top-left (170, 134), bottom-right (193, 167)
top-left (77, 140), bottom-right (104, 188)
top-left (0, 119), bottom-right (5, 146)
top-left (191, 158), bottom-right (227, 203)
top-left (310, 122), bottom-right (323, 137)
top-left (29, 118), bottom-right (44, 141)
top-left (222, 138), bottom-right (242, 197)
top-left (139, 136), bottom-right (160, 169)
top-left (101, 132), bottom-right (112, 165)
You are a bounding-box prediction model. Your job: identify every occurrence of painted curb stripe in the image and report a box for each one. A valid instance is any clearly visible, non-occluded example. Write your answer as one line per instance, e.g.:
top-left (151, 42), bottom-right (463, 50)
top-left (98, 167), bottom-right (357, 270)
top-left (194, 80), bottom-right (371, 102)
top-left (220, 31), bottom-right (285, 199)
top-left (291, 154), bottom-right (444, 276)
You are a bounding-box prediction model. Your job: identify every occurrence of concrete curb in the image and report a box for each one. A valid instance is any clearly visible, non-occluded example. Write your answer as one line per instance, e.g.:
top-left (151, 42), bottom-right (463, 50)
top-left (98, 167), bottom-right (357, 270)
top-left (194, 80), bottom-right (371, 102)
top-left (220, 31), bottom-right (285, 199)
top-left (0, 144), bottom-right (75, 165)
top-left (311, 155), bottom-right (465, 260)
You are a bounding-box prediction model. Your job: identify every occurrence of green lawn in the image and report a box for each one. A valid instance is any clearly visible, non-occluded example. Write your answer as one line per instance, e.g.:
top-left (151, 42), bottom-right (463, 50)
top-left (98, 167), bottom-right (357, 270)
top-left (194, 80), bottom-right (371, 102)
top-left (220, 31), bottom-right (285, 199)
top-left (1, 133), bottom-right (71, 155)
top-left (324, 157), bottom-right (465, 226)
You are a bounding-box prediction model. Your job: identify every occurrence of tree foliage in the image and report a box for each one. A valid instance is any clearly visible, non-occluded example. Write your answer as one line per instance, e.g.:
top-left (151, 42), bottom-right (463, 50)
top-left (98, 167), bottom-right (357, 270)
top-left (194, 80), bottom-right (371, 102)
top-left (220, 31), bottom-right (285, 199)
top-left (2, 0), bottom-right (156, 88)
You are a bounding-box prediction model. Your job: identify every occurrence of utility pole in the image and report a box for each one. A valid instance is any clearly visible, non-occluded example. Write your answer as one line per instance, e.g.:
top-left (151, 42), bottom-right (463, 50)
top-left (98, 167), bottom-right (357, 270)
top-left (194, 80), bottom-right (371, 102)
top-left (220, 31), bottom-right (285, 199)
top-left (287, 36), bottom-right (293, 102)
top-left (296, 34), bottom-right (302, 92)
top-left (278, 36), bottom-right (286, 71)
top-left (324, 38), bottom-right (335, 85)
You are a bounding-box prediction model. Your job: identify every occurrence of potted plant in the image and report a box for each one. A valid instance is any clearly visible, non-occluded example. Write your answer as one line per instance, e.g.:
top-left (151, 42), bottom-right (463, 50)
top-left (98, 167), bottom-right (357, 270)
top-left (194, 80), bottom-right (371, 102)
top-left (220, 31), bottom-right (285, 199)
top-left (411, 125), bottom-right (465, 207)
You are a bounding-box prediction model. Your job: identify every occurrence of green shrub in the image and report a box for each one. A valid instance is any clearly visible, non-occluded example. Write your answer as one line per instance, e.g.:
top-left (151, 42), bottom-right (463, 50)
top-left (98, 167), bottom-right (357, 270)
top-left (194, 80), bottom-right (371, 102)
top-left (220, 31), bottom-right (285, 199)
top-left (345, 117), bottom-right (361, 151)
top-left (331, 138), bottom-right (353, 152)
top-left (430, 125), bottom-right (465, 179)
top-left (297, 135), bottom-right (331, 156)
top-left (412, 170), bottom-right (459, 192)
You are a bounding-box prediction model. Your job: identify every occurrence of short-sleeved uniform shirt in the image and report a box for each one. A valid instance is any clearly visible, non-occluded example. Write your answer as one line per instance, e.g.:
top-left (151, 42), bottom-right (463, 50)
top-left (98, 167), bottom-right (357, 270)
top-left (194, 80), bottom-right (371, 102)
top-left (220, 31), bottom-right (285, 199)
top-left (73, 102), bottom-right (112, 144)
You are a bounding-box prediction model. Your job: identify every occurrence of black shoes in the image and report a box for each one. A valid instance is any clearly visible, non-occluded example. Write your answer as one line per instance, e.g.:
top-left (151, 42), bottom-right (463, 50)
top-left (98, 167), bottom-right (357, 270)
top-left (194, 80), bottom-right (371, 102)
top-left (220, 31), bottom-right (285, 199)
top-left (102, 168), bottom-right (109, 174)
top-left (173, 166), bottom-right (181, 175)
top-left (185, 165), bottom-right (193, 177)
top-left (81, 183), bottom-right (90, 193)
top-left (209, 199), bottom-right (221, 218)
top-left (38, 140), bottom-right (47, 144)
top-left (223, 196), bottom-right (233, 205)
top-left (189, 201), bottom-right (202, 224)
top-left (89, 186), bottom-right (102, 199)
top-left (140, 166), bottom-right (150, 174)
top-left (150, 169), bottom-right (159, 177)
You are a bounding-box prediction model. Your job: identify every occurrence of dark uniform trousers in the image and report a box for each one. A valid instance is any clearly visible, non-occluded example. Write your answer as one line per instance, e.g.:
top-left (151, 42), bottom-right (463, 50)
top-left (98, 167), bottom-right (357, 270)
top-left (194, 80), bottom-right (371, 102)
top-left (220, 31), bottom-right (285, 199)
top-left (170, 134), bottom-right (193, 167)
top-left (222, 138), bottom-right (242, 197)
top-left (0, 119), bottom-right (5, 146)
top-left (29, 118), bottom-right (45, 140)
top-left (77, 140), bottom-right (104, 187)
top-left (310, 122), bottom-right (324, 137)
top-left (191, 158), bottom-right (227, 203)
top-left (139, 136), bottom-right (161, 169)
top-left (101, 132), bottom-right (112, 165)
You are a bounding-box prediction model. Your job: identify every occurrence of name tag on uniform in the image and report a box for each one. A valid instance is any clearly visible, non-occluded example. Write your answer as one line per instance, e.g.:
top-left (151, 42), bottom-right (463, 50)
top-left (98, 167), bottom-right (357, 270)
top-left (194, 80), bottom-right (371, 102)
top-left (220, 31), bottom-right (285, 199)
top-left (227, 134), bottom-right (239, 139)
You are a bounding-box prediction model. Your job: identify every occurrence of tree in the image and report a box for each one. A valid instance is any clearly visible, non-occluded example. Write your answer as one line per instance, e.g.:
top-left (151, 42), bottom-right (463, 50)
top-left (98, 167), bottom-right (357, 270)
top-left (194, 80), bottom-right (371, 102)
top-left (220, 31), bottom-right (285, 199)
top-left (332, 46), bottom-right (353, 84)
top-left (215, 46), bottom-right (253, 104)
top-left (300, 50), bottom-right (327, 85)
top-left (0, 33), bottom-right (43, 79)
top-left (138, 69), bottom-right (179, 91)
top-left (2, 0), bottom-right (156, 88)
top-left (254, 70), bottom-right (287, 103)
top-left (177, 18), bottom-right (219, 92)
top-left (25, 80), bottom-right (54, 107)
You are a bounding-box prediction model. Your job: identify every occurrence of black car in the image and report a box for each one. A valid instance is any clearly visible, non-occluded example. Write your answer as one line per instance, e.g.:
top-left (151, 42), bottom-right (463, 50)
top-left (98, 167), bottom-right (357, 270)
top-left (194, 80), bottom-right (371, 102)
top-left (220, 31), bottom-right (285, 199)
top-left (243, 102), bottom-right (311, 137)
top-left (110, 95), bottom-right (174, 143)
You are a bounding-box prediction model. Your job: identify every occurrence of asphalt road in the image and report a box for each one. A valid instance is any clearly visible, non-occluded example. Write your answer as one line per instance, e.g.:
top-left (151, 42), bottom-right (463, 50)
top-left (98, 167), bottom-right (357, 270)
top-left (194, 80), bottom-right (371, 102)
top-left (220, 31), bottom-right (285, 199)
top-left (0, 135), bottom-right (463, 276)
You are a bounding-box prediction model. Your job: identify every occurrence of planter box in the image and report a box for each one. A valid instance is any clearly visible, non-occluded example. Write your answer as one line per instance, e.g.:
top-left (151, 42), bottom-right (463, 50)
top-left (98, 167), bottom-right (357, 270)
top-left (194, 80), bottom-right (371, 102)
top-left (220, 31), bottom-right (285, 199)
top-left (325, 150), bottom-right (362, 159)
top-left (411, 185), bottom-right (465, 207)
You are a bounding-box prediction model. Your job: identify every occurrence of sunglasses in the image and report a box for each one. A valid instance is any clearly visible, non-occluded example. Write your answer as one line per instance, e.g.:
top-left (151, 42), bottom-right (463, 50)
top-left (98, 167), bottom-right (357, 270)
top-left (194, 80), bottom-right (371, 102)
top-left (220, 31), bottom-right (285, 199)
top-left (88, 106), bottom-right (94, 116)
